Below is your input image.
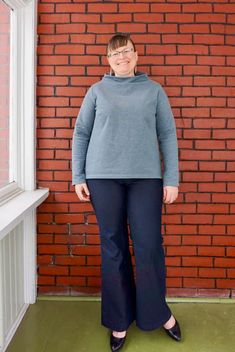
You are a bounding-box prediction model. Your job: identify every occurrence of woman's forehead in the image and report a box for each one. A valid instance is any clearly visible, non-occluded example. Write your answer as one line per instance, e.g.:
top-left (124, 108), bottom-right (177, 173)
top-left (108, 41), bottom-right (134, 52)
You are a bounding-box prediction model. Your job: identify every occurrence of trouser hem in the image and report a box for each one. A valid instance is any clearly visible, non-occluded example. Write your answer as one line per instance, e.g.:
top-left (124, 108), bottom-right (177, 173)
top-left (135, 311), bottom-right (172, 331)
top-left (102, 318), bottom-right (135, 332)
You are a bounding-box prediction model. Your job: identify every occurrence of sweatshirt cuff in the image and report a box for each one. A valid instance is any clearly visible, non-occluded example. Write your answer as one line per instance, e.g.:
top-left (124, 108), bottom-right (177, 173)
top-left (72, 174), bottom-right (86, 185)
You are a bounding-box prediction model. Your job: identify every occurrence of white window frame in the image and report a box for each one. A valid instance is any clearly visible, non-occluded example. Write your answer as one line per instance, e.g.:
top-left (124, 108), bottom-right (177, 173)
top-left (0, 0), bottom-right (37, 204)
top-left (0, 2), bottom-right (48, 350)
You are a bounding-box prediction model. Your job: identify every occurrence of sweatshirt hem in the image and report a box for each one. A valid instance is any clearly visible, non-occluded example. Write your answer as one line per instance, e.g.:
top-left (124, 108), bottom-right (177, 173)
top-left (85, 174), bottom-right (163, 179)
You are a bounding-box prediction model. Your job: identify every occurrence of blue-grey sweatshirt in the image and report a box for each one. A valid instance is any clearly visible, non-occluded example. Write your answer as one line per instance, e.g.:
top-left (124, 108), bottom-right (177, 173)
top-left (72, 72), bottom-right (179, 187)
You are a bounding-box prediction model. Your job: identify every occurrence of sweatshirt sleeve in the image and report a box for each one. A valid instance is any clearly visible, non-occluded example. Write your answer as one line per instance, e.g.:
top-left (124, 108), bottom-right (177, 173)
top-left (72, 86), bottom-right (96, 185)
top-left (155, 85), bottom-right (179, 187)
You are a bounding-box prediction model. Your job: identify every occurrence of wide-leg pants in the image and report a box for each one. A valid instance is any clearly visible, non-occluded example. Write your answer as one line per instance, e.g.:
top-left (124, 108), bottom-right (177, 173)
top-left (86, 178), bottom-right (172, 331)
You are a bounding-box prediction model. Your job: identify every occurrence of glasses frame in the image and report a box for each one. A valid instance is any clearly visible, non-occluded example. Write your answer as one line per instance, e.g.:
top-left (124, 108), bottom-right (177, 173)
top-left (107, 47), bottom-right (134, 59)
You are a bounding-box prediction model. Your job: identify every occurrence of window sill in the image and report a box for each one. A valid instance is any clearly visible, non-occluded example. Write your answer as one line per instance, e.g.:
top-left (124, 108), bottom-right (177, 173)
top-left (0, 188), bottom-right (49, 240)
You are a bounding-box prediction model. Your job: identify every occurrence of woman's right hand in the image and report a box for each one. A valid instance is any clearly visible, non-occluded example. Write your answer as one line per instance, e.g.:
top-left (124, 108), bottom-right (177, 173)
top-left (75, 183), bottom-right (90, 202)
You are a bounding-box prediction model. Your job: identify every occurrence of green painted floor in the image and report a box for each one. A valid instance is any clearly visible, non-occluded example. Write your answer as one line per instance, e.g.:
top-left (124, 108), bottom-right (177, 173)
top-left (6, 299), bottom-right (235, 352)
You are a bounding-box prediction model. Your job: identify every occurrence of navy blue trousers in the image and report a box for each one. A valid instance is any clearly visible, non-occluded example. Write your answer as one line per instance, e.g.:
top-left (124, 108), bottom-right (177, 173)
top-left (86, 178), bottom-right (172, 331)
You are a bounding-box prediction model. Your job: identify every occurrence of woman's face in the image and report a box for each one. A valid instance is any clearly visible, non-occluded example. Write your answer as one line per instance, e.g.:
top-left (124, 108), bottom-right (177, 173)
top-left (107, 40), bottom-right (138, 77)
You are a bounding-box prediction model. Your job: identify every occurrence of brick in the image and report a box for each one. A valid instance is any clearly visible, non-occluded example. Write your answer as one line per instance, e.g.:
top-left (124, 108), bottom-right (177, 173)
top-left (37, 234), bottom-right (53, 243)
top-left (54, 235), bottom-right (84, 245)
top-left (40, 118), bottom-right (70, 128)
top-left (182, 172), bottom-right (213, 182)
top-left (214, 4), bottom-right (235, 12)
top-left (36, 150), bottom-right (54, 159)
top-left (38, 4), bottom-right (54, 13)
top-left (151, 4), bottom-right (181, 12)
top-left (214, 215), bottom-right (235, 224)
top-left (193, 119), bottom-right (225, 129)
top-left (70, 34), bottom-right (96, 44)
top-left (102, 14), bottom-right (132, 23)
top-left (87, 24), bottom-right (115, 33)
top-left (181, 150), bottom-right (211, 160)
top-left (71, 246), bottom-right (101, 256)
top-left (117, 23), bottom-right (146, 33)
top-left (183, 3), bottom-right (212, 12)
top-left (55, 44), bottom-right (84, 55)
top-left (39, 265), bottom-right (69, 276)
top-left (194, 34), bottom-right (224, 45)
top-left (37, 45), bottom-right (54, 55)
top-left (199, 269), bottom-right (226, 278)
top-left (196, 14), bottom-right (226, 23)
top-left (55, 4), bottom-right (85, 13)
top-left (70, 266), bottom-right (100, 276)
top-left (37, 255), bottom-right (53, 265)
top-left (88, 278), bottom-right (101, 287)
top-left (166, 278), bottom-right (182, 287)
top-left (195, 140), bottom-right (225, 150)
top-left (198, 204), bottom-right (228, 214)
top-left (167, 267), bottom-right (197, 277)
top-left (216, 280), bottom-right (235, 289)
top-left (167, 246), bottom-right (197, 256)
top-left (87, 256), bottom-right (101, 266)
top-left (184, 66), bottom-right (210, 75)
top-left (215, 258), bottom-right (235, 268)
top-left (199, 162), bottom-right (225, 171)
top-left (194, 76), bottom-right (225, 86)
top-left (166, 56), bottom-right (196, 65)
top-left (163, 34), bottom-right (192, 44)
top-left (182, 215), bottom-right (213, 224)
top-left (213, 151), bottom-right (235, 160)
top-left (198, 247), bottom-right (225, 257)
top-left (55, 214), bottom-right (84, 224)
top-left (214, 173), bottom-right (235, 181)
top-left (56, 24), bottom-right (85, 34)
top-left (184, 278), bottom-right (215, 288)
top-left (71, 14), bottom-right (100, 23)
top-left (182, 235), bottom-right (211, 245)
top-left (134, 13), bottom-right (163, 23)
top-left (40, 34), bottom-right (69, 44)
top-left (38, 24), bottom-right (55, 34)
top-left (38, 276), bottom-right (55, 285)
top-left (183, 129), bottom-right (211, 139)
top-left (166, 14), bottom-right (194, 22)
top-left (148, 24), bottom-right (177, 33)
top-left (213, 236), bottom-right (235, 246)
top-left (88, 3), bottom-right (117, 12)
top-left (39, 55), bottom-right (68, 65)
top-left (56, 277), bottom-right (86, 286)
top-left (183, 257), bottom-right (213, 267)
top-left (180, 24), bottom-right (209, 33)
top-left (198, 183), bottom-right (226, 192)
top-left (227, 248), bottom-right (235, 257)
top-left (197, 97), bottom-right (226, 106)
top-left (38, 245), bottom-right (69, 255)
top-left (147, 45), bottom-right (176, 55)
top-left (198, 56), bottom-right (225, 66)
top-left (179, 161), bottom-right (198, 171)
top-left (40, 14), bottom-right (70, 23)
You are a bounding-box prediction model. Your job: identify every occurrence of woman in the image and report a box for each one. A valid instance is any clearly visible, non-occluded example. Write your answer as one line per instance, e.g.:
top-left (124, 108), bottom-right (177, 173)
top-left (72, 33), bottom-right (181, 352)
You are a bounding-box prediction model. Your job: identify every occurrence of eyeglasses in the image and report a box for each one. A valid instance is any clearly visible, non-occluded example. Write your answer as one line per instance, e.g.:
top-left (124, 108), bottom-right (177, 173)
top-left (107, 48), bottom-right (134, 59)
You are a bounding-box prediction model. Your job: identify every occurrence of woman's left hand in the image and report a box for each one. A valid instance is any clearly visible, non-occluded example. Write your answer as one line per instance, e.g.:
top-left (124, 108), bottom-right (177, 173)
top-left (163, 186), bottom-right (178, 204)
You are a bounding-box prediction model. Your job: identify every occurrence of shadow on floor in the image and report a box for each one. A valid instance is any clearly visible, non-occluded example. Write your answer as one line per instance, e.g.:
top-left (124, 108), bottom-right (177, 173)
top-left (6, 299), bottom-right (235, 352)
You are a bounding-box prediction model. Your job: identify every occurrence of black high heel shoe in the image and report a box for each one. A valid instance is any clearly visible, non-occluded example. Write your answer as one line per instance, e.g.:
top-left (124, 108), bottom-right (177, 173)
top-left (163, 319), bottom-right (181, 341)
top-left (110, 331), bottom-right (127, 352)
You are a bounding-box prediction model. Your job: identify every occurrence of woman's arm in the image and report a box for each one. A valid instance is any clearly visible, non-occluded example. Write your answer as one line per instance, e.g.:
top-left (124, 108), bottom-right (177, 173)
top-left (155, 84), bottom-right (179, 188)
top-left (72, 86), bottom-right (96, 185)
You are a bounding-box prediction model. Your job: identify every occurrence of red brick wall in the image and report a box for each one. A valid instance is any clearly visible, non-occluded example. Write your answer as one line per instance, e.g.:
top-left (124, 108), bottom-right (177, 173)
top-left (0, 2), bottom-right (10, 188)
top-left (37, 0), bottom-right (235, 297)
